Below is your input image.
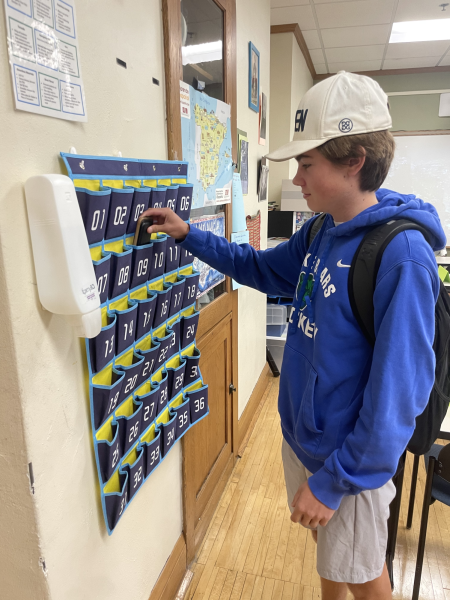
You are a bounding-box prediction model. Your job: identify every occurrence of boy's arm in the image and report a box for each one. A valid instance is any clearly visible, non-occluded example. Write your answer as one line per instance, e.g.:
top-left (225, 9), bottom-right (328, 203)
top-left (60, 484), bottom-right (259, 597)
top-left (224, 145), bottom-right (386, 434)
top-left (308, 255), bottom-right (439, 510)
top-left (180, 222), bottom-right (310, 298)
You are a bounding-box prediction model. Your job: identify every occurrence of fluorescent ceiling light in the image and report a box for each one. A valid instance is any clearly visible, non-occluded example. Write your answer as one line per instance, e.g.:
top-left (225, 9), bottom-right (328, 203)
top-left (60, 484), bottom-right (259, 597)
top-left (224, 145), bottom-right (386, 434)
top-left (182, 41), bottom-right (222, 66)
top-left (390, 19), bottom-right (450, 43)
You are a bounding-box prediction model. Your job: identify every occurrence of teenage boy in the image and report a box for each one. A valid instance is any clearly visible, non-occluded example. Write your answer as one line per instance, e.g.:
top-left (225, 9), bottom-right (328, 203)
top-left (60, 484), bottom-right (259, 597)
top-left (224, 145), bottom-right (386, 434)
top-left (143, 72), bottom-right (446, 599)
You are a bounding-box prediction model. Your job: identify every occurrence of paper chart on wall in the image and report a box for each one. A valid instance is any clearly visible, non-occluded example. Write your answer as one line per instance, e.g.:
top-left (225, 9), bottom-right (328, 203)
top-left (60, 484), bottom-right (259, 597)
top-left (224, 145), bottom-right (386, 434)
top-left (3, 0), bottom-right (87, 121)
top-left (180, 81), bottom-right (233, 209)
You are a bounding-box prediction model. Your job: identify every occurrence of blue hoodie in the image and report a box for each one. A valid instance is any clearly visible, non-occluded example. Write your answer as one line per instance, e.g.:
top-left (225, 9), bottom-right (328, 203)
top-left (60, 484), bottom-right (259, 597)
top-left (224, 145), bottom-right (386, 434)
top-left (180, 189), bottom-right (446, 509)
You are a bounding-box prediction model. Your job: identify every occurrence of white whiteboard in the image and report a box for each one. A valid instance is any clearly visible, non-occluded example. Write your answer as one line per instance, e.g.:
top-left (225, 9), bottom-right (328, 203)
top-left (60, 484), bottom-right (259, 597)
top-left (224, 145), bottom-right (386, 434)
top-left (383, 135), bottom-right (450, 245)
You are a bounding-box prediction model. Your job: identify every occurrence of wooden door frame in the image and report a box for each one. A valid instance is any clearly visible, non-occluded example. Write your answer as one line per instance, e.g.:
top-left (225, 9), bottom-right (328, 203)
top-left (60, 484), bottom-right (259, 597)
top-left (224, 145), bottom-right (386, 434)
top-left (162, 0), bottom-right (239, 563)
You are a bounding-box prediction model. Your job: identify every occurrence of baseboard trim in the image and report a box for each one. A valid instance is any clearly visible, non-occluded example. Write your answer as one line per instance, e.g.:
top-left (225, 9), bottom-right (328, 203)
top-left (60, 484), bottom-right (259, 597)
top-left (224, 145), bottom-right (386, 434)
top-left (148, 534), bottom-right (186, 600)
top-left (237, 363), bottom-right (272, 456)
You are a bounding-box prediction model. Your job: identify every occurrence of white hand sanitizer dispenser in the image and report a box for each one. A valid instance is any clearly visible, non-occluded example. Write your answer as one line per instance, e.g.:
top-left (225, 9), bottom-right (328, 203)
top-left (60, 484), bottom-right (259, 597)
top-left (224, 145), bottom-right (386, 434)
top-left (25, 174), bottom-right (102, 338)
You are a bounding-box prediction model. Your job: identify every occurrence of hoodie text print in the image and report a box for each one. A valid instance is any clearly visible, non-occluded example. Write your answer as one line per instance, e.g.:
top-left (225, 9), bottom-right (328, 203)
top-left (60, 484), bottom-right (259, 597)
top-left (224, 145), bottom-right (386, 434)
top-left (179, 189), bottom-right (446, 509)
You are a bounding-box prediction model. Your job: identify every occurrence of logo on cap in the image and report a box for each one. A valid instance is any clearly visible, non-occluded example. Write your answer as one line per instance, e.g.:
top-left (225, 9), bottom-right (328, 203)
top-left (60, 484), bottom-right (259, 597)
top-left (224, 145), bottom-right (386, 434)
top-left (295, 109), bottom-right (308, 133)
top-left (339, 118), bottom-right (353, 133)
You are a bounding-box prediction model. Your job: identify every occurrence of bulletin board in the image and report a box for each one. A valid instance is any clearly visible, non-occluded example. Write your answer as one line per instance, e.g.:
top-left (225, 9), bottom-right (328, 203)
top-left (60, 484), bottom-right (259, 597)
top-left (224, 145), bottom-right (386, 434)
top-left (61, 152), bottom-right (209, 534)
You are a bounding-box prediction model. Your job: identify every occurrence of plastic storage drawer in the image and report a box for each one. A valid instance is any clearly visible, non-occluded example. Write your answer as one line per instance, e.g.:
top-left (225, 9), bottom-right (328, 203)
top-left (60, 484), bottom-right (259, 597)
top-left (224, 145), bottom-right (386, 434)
top-left (267, 304), bottom-right (287, 337)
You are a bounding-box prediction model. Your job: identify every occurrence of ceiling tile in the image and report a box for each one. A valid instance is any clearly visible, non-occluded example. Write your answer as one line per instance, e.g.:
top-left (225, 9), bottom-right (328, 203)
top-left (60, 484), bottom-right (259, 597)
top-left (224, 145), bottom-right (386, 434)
top-left (310, 48), bottom-right (325, 62)
top-left (395, 0), bottom-right (450, 23)
top-left (314, 63), bottom-right (328, 74)
top-left (328, 59), bottom-right (382, 72)
top-left (315, 0), bottom-right (395, 29)
top-left (302, 29), bottom-right (322, 49)
top-left (271, 0), bottom-right (309, 6)
top-left (321, 24), bottom-right (391, 47)
top-left (439, 54), bottom-right (450, 66)
top-left (271, 6), bottom-right (316, 29)
top-left (386, 40), bottom-right (450, 59)
top-left (325, 44), bottom-right (385, 62)
top-left (383, 56), bottom-right (441, 69)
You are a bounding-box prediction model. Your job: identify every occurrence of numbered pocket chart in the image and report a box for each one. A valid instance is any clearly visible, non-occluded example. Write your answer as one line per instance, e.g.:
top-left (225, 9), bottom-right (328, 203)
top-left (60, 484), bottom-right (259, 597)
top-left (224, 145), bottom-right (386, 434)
top-left (61, 153), bottom-right (206, 534)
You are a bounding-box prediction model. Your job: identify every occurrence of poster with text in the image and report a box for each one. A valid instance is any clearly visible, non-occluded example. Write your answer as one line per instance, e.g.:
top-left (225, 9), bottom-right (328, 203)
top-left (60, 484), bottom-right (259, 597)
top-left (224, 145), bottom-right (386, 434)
top-left (4, 0), bottom-right (87, 121)
top-left (191, 214), bottom-right (226, 296)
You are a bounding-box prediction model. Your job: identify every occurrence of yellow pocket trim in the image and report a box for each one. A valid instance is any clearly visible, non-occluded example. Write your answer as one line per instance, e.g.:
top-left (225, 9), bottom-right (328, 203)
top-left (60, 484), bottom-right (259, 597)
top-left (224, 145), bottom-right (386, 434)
top-left (172, 178), bottom-right (187, 184)
top-left (158, 178), bottom-right (171, 186)
top-left (122, 444), bottom-right (140, 467)
top-left (130, 286), bottom-right (149, 301)
top-left (125, 180), bottom-right (141, 188)
top-left (109, 296), bottom-right (130, 312)
top-left (101, 306), bottom-right (110, 328)
top-left (185, 380), bottom-right (203, 393)
top-left (103, 179), bottom-right (124, 189)
top-left (166, 354), bottom-right (181, 370)
top-left (141, 423), bottom-right (157, 443)
top-left (181, 305), bottom-right (196, 318)
top-left (169, 392), bottom-right (185, 409)
top-left (148, 278), bottom-right (164, 292)
top-left (104, 470), bottom-right (123, 494)
top-left (181, 343), bottom-right (196, 357)
top-left (179, 265), bottom-right (195, 277)
top-left (135, 334), bottom-right (153, 352)
top-left (104, 239), bottom-right (125, 254)
top-left (115, 396), bottom-right (136, 418)
top-left (143, 180), bottom-right (157, 188)
top-left (168, 314), bottom-right (179, 328)
top-left (152, 366), bottom-right (165, 383)
top-left (135, 380), bottom-right (152, 397)
top-left (90, 245), bottom-right (103, 261)
top-left (74, 179), bottom-right (100, 191)
top-left (92, 363), bottom-right (114, 387)
top-left (153, 323), bottom-right (167, 339)
top-left (156, 407), bottom-right (171, 425)
top-left (96, 415), bottom-right (115, 442)
top-left (125, 235), bottom-right (135, 246)
top-left (164, 272), bottom-right (178, 284)
top-left (115, 347), bottom-right (135, 368)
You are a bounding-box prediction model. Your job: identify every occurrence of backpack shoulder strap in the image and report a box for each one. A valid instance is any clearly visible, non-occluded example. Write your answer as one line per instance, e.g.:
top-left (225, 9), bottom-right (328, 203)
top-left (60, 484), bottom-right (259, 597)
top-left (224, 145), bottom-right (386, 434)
top-left (349, 219), bottom-right (431, 346)
top-left (308, 213), bottom-right (327, 248)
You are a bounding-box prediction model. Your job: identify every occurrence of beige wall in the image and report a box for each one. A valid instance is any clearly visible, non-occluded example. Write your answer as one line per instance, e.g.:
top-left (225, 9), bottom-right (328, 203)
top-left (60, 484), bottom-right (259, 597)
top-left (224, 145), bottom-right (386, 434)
top-left (0, 2), bottom-right (182, 599)
top-left (236, 0), bottom-right (271, 417)
top-left (268, 33), bottom-right (313, 206)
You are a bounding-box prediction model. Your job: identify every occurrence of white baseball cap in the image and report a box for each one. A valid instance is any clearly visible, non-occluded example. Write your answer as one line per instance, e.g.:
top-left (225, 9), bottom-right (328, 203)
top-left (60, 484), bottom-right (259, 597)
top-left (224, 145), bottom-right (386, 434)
top-left (266, 71), bottom-right (392, 162)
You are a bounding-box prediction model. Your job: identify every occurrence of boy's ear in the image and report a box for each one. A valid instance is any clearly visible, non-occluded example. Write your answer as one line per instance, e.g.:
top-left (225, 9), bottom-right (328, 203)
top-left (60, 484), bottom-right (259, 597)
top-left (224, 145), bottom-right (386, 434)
top-left (347, 152), bottom-right (366, 176)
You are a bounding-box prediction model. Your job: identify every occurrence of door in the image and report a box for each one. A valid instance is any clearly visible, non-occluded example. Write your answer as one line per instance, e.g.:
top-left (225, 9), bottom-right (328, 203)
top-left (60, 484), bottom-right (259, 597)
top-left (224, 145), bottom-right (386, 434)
top-left (162, 0), bottom-right (238, 562)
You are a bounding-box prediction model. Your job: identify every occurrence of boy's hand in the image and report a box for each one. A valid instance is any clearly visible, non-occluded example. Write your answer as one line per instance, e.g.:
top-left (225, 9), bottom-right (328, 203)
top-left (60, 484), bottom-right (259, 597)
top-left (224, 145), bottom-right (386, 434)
top-left (291, 481), bottom-right (335, 528)
top-left (141, 207), bottom-right (190, 240)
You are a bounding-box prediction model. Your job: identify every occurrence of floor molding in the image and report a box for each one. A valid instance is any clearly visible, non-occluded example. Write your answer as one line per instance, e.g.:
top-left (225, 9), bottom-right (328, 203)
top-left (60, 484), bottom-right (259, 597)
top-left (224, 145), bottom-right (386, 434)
top-left (148, 534), bottom-right (186, 600)
top-left (237, 363), bottom-right (272, 456)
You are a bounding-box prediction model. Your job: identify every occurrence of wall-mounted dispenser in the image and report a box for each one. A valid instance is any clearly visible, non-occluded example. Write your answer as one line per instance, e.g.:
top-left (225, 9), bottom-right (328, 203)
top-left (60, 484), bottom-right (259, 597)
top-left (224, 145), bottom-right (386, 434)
top-left (25, 174), bottom-right (102, 338)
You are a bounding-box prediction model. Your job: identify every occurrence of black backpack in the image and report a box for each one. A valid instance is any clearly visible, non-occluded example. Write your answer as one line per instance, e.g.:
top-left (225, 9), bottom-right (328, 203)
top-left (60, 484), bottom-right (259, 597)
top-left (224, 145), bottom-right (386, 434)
top-left (309, 213), bottom-right (450, 456)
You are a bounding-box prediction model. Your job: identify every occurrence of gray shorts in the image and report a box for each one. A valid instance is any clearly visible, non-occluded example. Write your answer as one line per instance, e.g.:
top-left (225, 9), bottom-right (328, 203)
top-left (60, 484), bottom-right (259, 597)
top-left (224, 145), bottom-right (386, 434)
top-left (281, 438), bottom-right (396, 584)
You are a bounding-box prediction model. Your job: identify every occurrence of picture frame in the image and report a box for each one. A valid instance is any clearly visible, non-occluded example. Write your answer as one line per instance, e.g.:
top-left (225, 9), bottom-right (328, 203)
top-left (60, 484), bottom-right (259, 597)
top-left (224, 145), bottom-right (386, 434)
top-left (248, 42), bottom-right (260, 113)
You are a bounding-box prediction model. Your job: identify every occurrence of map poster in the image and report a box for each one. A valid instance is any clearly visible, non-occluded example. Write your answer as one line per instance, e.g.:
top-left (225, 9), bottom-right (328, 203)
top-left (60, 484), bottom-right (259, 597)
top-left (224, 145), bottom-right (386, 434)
top-left (180, 81), bottom-right (233, 209)
top-left (3, 0), bottom-right (87, 121)
top-left (191, 214), bottom-right (226, 297)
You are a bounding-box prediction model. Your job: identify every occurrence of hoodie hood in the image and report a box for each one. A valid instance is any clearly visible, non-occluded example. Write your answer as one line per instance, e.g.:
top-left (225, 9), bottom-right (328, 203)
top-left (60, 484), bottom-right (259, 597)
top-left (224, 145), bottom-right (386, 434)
top-left (330, 188), bottom-right (446, 251)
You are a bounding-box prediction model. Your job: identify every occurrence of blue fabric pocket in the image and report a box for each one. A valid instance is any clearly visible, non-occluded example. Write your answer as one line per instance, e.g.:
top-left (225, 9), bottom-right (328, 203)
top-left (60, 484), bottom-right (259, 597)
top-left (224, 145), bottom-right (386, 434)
top-left (76, 187), bottom-right (111, 244)
top-left (104, 187), bottom-right (134, 240)
top-left (127, 186), bottom-right (151, 235)
top-left (176, 184), bottom-right (193, 221)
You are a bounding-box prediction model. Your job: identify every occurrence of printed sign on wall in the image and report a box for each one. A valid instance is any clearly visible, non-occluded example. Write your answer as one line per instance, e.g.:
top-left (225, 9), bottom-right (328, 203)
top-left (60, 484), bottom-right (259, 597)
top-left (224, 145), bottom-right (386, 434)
top-left (4, 0), bottom-right (87, 121)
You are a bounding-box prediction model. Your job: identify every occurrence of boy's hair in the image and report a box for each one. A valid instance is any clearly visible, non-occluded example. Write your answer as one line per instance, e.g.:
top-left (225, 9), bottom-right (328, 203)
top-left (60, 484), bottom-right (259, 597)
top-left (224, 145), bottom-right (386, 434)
top-left (317, 130), bottom-right (395, 192)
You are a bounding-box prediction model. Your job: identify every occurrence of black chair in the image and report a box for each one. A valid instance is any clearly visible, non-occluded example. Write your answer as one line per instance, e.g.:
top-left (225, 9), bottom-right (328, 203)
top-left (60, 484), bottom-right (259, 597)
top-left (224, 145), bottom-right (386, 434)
top-left (386, 452), bottom-right (406, 590)
top-left (411, 443), bottom-right (450, 600)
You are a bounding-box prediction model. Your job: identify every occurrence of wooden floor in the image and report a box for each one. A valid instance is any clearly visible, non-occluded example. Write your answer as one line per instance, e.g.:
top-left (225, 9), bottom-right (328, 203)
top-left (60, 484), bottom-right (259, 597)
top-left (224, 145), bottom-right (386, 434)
top-left (184, 376), bottom-right (450, 600)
